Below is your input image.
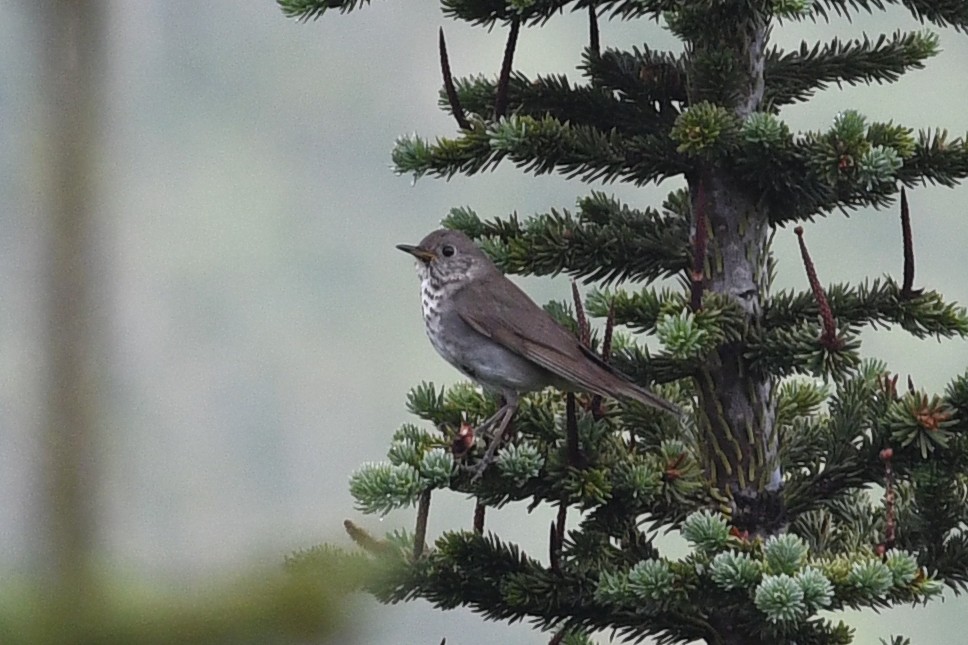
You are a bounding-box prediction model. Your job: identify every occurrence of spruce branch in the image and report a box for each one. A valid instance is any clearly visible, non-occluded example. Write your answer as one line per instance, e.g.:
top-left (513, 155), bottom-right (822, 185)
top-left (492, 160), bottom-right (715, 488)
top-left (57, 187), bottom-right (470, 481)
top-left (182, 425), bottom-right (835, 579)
top-left (384, 531), bottom-right (712, 644)
top-left (812, 0), bottom-right (968, 30)
top-left (441, 0), bottom-right (571, 27)
top-left (587, 288), bottom-right (743, 337)
top-left (775, 379), bottom-right (829, 430)
top-left (899, 0), bottom-right (968, 30)
top-left (765, 279), bottom-right (968, 340)
top-left (764, 31), bottom-right (940, 108)
top-left (607, 341), bottom-right (701, 385)
top-left (442, 195), bottom-right (689, 284)
top-left (278, 0), bottom-right (675, 26)
top-left (782, 371), bottom-right (892, 518)
top-left (733, 118), bottom-right (968, 223)
top-left (750, 320), bottom-right (862, 379)
top-left (438, 0), bottom-right (678, 28)
top-left (899, 129), bottom-right (968, 187)
top-left (394, 116), bottom-right (687, 185)
top-left (441, 72), bottom-right (663, 134)
top-left (277, 0), bottom-right (373, 21)
top-left (343, 432), bottom-right (947, 643)
top-left (735, 112), bottom-right (920, 222)
top-left (581, 45), bottom-right (687, 108)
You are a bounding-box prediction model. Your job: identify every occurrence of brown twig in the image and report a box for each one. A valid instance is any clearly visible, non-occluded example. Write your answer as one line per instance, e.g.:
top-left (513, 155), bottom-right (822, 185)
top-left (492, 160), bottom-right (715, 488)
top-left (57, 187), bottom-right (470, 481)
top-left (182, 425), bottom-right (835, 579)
top-left (552, 503), bottom-right (567, 573)
top-left (438, 28), bottom-right (471, 130)
top-left (473, 500), bottom-right (486, 534)
top-left (571, 281), bottom-right (602, 416)
top-left (548, 629), bottom-right (567, 645)
top-left (878, 372), bottom-right (900, 400)
top-left (414, 489), bottom-right (432, 559)
top-left (591, 302), bottom-right (615, 419)
top-left (794, 226), bottom-right (841, 349)
top-left (602, 300), bottom-right (615, 364)
top-left (494, 18), bottom-right (520, 118)
top-left (344, 519), bottom-right (391, 554)
top-left (877, 447), bottom-right (896, 555)
top-left (899, 188), bottom-right (922, 299)
top-left (587, 5), bottom-right (600, 57)
top-left (566, 392), bottom-right (581, 466)
top-left (571, 280), bottom-right (591, 347)
top-left (690, 180), bottom-right (709, 312)
top-left (548, 522), bottom-right (560, 573)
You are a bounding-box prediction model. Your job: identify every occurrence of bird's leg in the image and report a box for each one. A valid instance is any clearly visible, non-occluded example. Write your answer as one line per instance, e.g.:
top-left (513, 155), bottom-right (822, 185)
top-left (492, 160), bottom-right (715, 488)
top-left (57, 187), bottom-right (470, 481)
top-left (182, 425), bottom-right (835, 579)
top-left (474, 406), bottom-right (507, 435)
top-left (470, 392), bottom-right (508, 436)
top-left (469, 399), bottom-right (518, 482)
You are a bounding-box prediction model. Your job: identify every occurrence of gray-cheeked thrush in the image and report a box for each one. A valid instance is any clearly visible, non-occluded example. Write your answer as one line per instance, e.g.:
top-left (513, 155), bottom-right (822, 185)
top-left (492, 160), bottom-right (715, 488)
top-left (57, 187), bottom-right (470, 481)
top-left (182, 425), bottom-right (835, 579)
top-left (398, 229), bottom-right (681, 475)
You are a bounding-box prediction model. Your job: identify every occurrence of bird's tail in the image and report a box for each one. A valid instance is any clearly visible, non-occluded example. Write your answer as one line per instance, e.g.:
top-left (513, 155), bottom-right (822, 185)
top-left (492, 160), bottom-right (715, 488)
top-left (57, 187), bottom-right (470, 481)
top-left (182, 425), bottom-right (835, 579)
top-left (618, 380), bottom-right (683, 417)
top-left (574, 344), bottom-right (683, 417)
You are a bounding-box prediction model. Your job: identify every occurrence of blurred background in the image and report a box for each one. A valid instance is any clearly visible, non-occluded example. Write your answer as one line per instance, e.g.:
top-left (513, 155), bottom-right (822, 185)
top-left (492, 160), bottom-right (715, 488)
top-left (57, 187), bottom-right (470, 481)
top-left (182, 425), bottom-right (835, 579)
top-left (2, 1), bottom-right (966, 643)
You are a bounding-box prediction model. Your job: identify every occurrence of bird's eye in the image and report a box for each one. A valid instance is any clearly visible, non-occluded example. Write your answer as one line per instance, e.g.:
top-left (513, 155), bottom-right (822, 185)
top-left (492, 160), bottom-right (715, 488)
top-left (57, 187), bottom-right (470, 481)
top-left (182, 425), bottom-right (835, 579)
top-left (441, 244), bottom-right (455, 257)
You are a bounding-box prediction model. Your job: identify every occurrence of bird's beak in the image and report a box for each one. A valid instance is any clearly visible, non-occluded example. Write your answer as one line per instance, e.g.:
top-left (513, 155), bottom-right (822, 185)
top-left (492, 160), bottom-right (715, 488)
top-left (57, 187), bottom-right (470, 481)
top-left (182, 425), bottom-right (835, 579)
top-left (396, 243), bottom-right (436, 264)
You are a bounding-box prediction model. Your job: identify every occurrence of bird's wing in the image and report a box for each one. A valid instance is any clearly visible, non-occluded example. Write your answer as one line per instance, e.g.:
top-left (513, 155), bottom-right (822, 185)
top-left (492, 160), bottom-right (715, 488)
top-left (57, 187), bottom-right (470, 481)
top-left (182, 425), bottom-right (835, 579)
top-left (453, 274), bottom-right (617, 391)
top-left (453, 273), bottom-right (681, 416)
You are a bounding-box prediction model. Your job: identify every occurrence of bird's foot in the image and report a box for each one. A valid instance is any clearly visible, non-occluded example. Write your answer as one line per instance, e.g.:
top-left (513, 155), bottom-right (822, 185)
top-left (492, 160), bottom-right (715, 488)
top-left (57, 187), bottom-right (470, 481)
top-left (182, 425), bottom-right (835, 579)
top-left (467, 459), bottom-right (491, 483)
top-left (466, 437), bottom-right (503, 483)
top-left (464, 403), bottom-right (517, 483)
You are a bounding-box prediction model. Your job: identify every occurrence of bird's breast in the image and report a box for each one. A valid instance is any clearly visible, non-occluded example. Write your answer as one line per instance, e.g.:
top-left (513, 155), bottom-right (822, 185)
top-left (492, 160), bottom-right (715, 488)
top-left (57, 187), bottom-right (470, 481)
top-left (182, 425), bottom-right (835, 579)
top-left (417, 278), bottom-right (558, 394)
top-left (420, 281), bottom-right (450, 354)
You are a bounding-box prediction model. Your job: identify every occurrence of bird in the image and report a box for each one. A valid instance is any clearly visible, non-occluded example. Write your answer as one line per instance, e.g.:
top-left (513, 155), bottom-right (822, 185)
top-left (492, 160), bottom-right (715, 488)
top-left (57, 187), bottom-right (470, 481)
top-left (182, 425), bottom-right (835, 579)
top-left (397, 228), bottom-right (681, 476)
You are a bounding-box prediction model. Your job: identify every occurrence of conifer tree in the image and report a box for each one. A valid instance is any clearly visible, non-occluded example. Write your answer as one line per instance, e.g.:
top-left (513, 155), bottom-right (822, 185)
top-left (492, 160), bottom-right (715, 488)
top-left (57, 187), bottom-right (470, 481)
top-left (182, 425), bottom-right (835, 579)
top-left (280, 1), bottom-right (968, 643)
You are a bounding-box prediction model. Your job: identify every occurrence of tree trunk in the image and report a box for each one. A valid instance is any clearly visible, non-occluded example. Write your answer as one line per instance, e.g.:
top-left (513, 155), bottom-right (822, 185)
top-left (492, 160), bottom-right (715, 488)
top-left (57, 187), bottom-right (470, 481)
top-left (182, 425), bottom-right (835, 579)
top-left (688, 13), bottom-right (784, 535)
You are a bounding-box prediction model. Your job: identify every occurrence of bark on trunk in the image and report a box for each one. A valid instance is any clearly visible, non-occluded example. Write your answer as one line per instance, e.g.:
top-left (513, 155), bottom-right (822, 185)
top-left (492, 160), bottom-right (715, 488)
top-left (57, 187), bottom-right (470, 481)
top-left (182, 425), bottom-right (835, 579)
top-left (688, 13), bottom-right (784, 536)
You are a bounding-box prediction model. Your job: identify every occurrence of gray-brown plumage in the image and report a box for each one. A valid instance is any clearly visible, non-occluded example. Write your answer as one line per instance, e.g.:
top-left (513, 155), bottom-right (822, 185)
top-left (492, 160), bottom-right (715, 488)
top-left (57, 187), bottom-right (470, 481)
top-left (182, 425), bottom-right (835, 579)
top-left (397, 228), bottom-right (680, 475)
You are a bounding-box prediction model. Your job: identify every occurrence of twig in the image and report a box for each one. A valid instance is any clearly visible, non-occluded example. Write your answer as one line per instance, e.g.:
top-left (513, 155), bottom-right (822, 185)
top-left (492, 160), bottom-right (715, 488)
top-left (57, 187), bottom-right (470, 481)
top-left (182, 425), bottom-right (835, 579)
top-left (414, 489), bottom-right (432, 558)
top-left (550, 504), bottom-right (567, 573)
top-left (877, 447), bottom-right (896, 555)
top-left (344, 519), bottom-right (391, 554)
top-left (571, 280), bottom-right (590, 347)
top-left (494, 18), bottom-right (520, 118)
top-left (794, 226), bottom-right (841, 349)
top-left (591, 301), bottom-right (615, 418)
top-left (473, 500), bottom-right (486, 534)
top-left (587, 5), bottom-right (600, 57)
top-left (899, 188), bottom-right (922, 299)
top-left (439, 28), bottom-right (471, 130)
top-left (566, 392), bottom-right (582, 466)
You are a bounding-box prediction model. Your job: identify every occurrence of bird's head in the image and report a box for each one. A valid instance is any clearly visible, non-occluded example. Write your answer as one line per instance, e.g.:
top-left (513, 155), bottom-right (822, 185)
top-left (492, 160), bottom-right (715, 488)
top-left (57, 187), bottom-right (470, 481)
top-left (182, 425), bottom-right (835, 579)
top-left (396, 229), bottom-right (494, 284)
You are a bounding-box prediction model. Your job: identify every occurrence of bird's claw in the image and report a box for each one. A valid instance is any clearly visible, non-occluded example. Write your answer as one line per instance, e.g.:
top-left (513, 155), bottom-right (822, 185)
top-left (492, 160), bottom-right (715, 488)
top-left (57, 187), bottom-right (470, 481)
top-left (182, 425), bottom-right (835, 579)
top-left (466, 456), bottom-right (493, 483)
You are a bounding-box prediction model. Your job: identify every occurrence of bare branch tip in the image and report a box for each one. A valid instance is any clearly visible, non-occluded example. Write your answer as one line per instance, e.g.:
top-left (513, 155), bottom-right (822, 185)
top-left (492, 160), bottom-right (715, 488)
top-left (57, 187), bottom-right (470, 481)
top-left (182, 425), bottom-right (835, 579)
top-left (494, 18), bottom-right (520, 119)
top-left (439, 27), bottom-right (471, 130)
